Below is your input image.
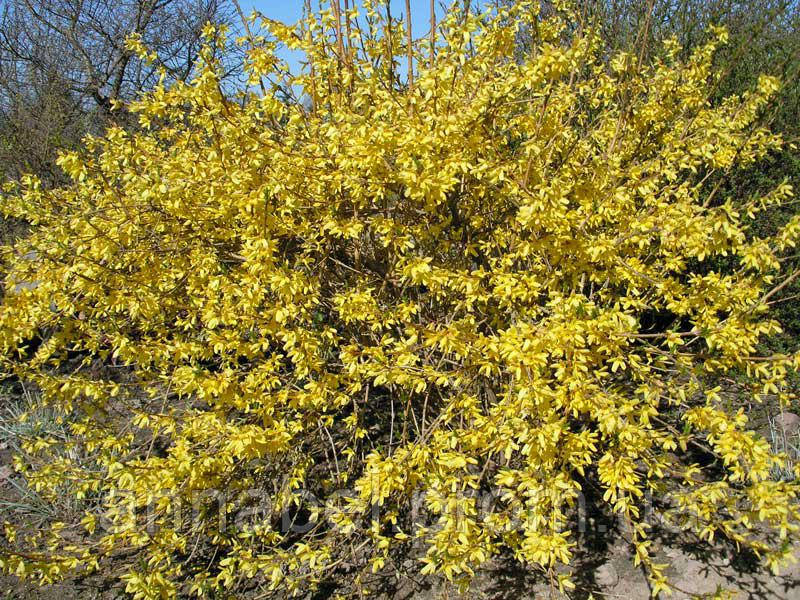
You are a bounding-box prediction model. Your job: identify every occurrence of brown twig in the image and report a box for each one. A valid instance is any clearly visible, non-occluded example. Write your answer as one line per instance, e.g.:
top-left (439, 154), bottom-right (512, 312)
top-left (405, 0), bottom-right (414, 93)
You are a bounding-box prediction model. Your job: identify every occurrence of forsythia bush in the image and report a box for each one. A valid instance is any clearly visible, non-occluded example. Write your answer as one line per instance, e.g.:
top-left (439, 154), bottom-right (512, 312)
top-left (2, 1), bottom-right (800, 597)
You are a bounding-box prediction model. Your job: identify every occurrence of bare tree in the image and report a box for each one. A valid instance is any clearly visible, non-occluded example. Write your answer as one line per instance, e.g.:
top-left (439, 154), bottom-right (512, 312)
top-left (0, 0), bottom-right (234, 112)
top-left (0, 0), bottom-right (235, 185)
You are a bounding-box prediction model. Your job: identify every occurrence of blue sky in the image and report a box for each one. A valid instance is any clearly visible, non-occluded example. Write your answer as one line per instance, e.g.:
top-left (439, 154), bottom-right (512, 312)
top-left (239, 1), bottom-right (476, 73)
top-left (241, 1), bottom-right (451, 33)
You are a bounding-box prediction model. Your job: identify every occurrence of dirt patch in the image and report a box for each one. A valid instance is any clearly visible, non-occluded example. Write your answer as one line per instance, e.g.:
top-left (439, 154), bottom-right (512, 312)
top-left (392, 533), bottom-right (800, 599)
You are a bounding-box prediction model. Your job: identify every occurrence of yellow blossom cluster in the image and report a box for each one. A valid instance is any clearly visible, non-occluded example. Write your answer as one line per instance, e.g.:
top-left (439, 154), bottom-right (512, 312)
top-left (1, 1), bottom-right (800, 597)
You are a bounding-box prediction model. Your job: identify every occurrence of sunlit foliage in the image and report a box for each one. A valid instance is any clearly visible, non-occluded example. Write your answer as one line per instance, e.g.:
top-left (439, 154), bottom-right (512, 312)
top-left (1, 1), bottom-right (800, 597)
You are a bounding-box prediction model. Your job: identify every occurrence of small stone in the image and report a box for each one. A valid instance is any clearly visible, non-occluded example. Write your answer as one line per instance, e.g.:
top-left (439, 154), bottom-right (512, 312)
top-left (595, 562), bottom-right (618, 588)
top-left (774, 412), bottom-right (800, 435)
